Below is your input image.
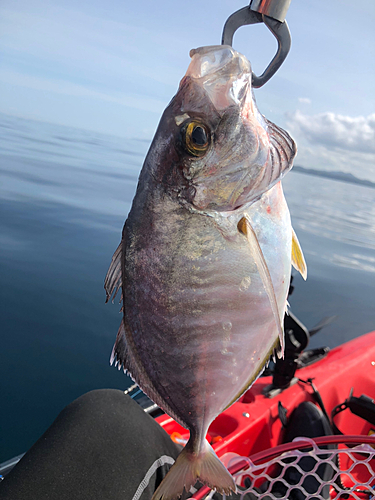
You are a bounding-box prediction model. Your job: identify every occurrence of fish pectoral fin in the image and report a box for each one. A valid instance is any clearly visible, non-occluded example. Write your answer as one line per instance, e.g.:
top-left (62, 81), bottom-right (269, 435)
top-left (104, 241), bottom-right (123, 305)
top-left (238, 216), bottom-right (285, 355)
top-left (152, 439), bottom-right (236, 500)
top-left (291, 228), bottom-right (307, 280)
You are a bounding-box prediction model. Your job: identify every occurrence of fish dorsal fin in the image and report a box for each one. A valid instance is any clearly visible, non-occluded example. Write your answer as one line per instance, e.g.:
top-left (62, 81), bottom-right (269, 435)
top-left (238, 215), bottom-right (284, 355)
top-left (104, 241), bottom-right (123, 304)
top-left (111, 320), bottom-right (188, 429)
top-left (291, 228), bottom-right (307, 280)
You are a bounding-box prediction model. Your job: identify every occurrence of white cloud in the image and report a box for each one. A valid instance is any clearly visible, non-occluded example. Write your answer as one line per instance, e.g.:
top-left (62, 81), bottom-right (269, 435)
top-left (288, 110), bottom-right (375, 154)
top-left (298, 97), bottom-right (311, 104)
top-left (286, 111), bottom-right (375, 181)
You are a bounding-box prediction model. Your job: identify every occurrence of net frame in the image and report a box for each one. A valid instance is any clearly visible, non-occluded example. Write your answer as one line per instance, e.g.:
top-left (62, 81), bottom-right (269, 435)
top-left (192, 435), bottom-right (375, 500)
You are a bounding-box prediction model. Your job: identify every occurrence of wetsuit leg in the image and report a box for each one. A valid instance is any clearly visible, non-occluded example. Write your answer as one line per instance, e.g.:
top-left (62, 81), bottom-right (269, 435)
top-left (0, 389), bottom-right (180, 500)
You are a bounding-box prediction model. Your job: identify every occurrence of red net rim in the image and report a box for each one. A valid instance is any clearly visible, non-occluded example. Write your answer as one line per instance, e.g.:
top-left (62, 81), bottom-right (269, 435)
top-left (249, 435), bottom-right (375, 466)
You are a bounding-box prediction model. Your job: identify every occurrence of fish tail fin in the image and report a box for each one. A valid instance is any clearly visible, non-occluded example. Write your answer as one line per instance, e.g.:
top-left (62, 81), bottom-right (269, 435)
top-left (152, 439), bottom-right (236, 500)
top-left (195, 441), bottom-right (236, 495)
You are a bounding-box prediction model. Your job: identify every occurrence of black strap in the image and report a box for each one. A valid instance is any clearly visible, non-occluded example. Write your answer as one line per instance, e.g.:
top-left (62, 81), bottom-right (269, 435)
top-left (331, 392), bottom-right (375, 435)
top-left (298, 378), bottom-right (332, 430)
top-left (331, 402), bottom-right (347, 435)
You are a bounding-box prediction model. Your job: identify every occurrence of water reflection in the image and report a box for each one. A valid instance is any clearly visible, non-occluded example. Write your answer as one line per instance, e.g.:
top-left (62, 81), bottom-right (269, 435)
top-left (331, 253), bottom-right (375, 273)
top-left (0, 112), bottom-right (374, 464)
top-left (283, 172), bottom-right (375, 253)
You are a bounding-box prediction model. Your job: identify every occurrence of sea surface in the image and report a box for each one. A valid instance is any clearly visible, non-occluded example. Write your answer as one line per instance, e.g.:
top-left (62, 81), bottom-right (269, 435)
top-left (1, 112), bottom-right (374, 463)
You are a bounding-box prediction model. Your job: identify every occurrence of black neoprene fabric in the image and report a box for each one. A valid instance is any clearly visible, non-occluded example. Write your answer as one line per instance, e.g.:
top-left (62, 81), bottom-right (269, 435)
top-left (0, 389), bottom-right (181, 500)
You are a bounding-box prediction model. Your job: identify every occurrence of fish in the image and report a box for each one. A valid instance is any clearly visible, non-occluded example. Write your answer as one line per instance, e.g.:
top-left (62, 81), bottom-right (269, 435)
top-left (105, 45), bottom-right (306, 500)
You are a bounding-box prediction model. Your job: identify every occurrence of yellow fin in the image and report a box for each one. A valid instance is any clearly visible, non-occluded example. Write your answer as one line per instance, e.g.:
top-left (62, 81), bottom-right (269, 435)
top-left (238, 216), bottom-right (284, 356)
top-left (291, 228), bottom-right (307, 280)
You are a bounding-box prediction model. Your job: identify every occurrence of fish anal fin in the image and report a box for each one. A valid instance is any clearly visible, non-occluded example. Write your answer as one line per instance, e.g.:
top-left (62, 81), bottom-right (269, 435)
top-left (151, 439), bottom-right (236, 500)
top-left (110, 321), bottom-right (188, 429)
top-left (110, 320), bottom-right (128, 368)
top-left (291, 228), bottom-right (307, 280)
top-left (238, 215), bottom-right (285, 356)
top-left (104, 241), bottom-right (123, 304)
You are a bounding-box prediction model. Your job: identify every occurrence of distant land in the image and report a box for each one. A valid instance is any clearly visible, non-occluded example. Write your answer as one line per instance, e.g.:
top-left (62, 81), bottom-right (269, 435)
top-left (293, 166), bottom-right (375, 190)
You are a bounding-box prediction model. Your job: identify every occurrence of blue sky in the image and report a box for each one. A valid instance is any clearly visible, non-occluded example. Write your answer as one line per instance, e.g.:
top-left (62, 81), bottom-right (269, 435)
top-left (1, 0), bottom-right (374, 179)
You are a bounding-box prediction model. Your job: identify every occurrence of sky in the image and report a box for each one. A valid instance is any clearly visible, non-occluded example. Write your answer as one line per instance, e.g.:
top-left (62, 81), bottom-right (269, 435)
top-left (0, 0), bottom-right (374, 180)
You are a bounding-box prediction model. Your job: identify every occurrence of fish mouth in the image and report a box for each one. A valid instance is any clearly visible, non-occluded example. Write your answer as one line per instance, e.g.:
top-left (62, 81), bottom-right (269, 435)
top-left (185, 45), bottom-right (253, 112)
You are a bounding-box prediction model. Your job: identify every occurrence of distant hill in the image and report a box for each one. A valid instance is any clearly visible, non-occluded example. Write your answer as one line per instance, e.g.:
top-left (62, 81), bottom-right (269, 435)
top-left (292, 166), bottom-right (375, 190)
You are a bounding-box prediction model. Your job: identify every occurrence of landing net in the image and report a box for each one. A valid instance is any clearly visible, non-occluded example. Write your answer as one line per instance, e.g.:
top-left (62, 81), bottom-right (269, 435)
top-left (193, 436), bottom-right (375, 500)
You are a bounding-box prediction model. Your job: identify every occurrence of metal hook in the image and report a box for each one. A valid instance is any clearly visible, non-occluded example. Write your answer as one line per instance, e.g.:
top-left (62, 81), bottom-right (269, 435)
top-left (221, 0), bottom-right (292, 88)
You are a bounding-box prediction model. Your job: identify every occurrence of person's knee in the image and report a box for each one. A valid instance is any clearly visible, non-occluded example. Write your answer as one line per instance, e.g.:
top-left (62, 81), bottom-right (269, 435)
top-left (63, 388), bottom-right (127, 417)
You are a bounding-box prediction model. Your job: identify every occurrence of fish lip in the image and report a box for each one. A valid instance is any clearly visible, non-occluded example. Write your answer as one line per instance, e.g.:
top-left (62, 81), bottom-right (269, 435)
top-left (185, 46), bottom-right (252, 111)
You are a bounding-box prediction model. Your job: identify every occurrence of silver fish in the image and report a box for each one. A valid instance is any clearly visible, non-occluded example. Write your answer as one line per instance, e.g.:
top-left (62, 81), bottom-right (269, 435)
top-left (105, 45), bottom-right (306, 500)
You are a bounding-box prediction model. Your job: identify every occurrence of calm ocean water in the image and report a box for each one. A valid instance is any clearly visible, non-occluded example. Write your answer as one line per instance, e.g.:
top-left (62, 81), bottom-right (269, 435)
top-left (1, 112), bottom-right (374, 463)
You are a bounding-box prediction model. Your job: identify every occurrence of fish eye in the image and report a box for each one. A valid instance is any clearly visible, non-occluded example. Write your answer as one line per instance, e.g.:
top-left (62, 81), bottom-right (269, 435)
top-left (182, 120), bottom-right (210, 157)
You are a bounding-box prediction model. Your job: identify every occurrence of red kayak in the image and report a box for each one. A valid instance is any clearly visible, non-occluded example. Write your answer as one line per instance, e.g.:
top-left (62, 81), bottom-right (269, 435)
top-left (157, 331), bottom-right (375, 454)
top-left (2, 325), bottom-right (374, 498)
top-left (155, 330), bottom-right (375, 499)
